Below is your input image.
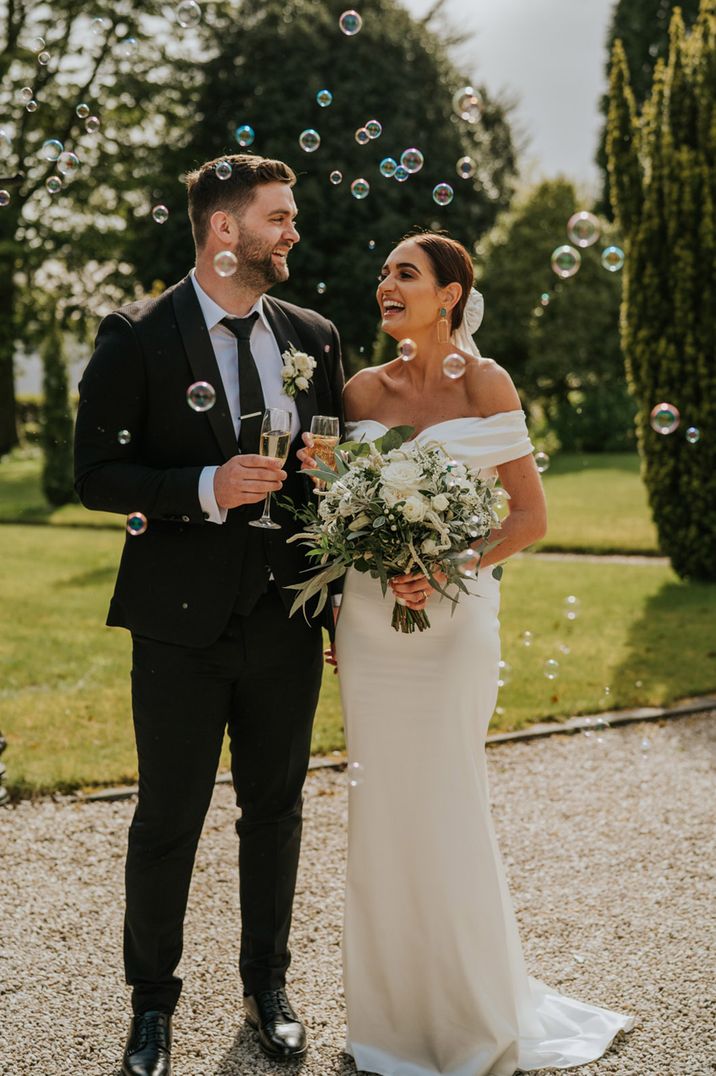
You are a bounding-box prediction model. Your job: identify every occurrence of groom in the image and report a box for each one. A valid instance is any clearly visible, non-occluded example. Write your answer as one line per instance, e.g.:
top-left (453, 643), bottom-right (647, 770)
top-left (74, 153), bottom-right (345, 1075)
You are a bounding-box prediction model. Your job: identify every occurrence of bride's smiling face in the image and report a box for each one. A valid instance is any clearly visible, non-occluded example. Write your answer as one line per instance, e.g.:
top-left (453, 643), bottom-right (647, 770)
top-left (377, 240), bottom-right (450, 341)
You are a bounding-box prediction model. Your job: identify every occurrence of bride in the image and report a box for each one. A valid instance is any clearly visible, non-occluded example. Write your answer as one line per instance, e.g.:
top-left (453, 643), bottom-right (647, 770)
top-left (301, 230), bottom-right (634, 1076)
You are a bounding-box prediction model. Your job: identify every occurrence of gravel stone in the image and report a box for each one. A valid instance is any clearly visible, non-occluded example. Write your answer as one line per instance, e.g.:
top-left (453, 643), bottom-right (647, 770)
top-left (0, 713), bottom-right (713, 1075)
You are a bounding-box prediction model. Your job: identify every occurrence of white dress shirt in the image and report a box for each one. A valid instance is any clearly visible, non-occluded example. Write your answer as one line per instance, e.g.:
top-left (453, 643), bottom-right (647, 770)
top-left (191, 269), bottom-right (299, 523)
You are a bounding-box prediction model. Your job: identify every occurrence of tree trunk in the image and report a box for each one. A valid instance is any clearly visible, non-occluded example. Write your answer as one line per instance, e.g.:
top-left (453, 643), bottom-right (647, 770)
top-left (0, 258), bottom-right (18, 457)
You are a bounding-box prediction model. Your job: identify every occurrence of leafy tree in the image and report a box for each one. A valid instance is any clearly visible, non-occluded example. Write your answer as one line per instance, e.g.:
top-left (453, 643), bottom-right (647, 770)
top-left (0, 0), bottom-right (201, 455)
top-left (596, 0), bottom-right (701, 215)
top-left (475, 179), bottom-right (631, 451)
top-left (607, 2), bottom-right (715, 580)
top-left (40, 311), bottom-right (74, 506)
top-left (122, 0), bottom-right (518, 368)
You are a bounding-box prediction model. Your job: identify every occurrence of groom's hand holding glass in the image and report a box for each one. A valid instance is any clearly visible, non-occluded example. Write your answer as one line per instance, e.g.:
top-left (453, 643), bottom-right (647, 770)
top-left (213, 453), bottom-right (287, 509)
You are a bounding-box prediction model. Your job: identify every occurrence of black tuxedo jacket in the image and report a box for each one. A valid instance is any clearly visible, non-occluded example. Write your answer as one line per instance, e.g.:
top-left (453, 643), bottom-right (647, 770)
top-left (74, 274), bottom-right (345, 647)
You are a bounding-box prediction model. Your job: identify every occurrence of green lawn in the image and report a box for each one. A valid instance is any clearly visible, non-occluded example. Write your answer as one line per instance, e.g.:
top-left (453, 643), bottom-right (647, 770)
top-left (535, 452), bottom-right (660, 554)
top-left (0, 448), bottom-right (660, 553)
top-left (1, 523), bottom-right (713, 797)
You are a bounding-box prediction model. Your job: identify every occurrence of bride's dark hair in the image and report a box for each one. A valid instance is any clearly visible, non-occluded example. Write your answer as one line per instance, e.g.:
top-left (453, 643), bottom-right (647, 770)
top-left (401, 230), bottom-right (475, 331)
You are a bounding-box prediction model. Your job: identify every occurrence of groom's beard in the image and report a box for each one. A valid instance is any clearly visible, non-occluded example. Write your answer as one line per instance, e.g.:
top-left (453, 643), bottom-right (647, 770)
top-left (233, 228), bottom-right (290, 291)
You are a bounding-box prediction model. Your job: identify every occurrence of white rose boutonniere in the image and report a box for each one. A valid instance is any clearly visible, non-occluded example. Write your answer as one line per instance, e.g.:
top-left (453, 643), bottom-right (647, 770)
top-left (281, 342), bottom-right (317, 399)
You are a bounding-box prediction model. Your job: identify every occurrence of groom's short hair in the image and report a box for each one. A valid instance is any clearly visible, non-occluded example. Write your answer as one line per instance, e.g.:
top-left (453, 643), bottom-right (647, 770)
top-left (185, 154), bottom-right (297, 250)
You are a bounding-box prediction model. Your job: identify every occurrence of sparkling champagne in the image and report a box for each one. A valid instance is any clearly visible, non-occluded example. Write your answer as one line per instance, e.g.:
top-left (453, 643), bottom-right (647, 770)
top-left (260, 429), bottom-right (291, 464)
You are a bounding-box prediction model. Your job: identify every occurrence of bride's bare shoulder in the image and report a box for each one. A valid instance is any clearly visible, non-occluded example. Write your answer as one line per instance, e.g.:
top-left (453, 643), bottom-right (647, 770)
top-left (344, 361), bottom-right (400, 422)
top-left (465, 356), bottom-right (523, 417)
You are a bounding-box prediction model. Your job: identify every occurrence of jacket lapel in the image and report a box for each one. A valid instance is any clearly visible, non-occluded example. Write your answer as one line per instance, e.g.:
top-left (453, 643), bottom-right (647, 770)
top-left (171, 275), bottom-right (239, 461)
top-left (263, 296), bottom-right (318, 436)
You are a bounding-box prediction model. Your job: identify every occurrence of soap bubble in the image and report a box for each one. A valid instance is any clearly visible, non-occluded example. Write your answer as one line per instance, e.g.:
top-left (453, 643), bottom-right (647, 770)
top-left (176, 0), bottom-right (202, 28)
top-left (601, 245), bottom-right (625, 272)
top-left (339, 10), bottom-right (363, 35)
top-left (543, 658), bottom-right (559, 680)
top-left (316, 282), bottom-right (327, 294)
top-left (25, 99), bottom-right (38, 112)
top-left (0, 190), bottom-right (9, 207)
top-left (497, 660), bottom-right (511, 687)
top-left (329, 170), bottom-right (343, 185)
top-left (152, 204), bottom-right (169, 224)
top-left (57, 151), bottom-right (80, 176)
top-left (456, 156), bottom-right (476, 179)
top-left (540, 292), bottom-right (551, 306)
top-left (117, 36), bottom-right (138, 59)
top-left (398, 338), bottom-right (417, 362)
top-left (354, 126), bottom-right (370, 145)
top-left (31, 36), bottom-right (46, 51)
top-left (350, 177), bottom-right (370, 199)
top-left (649, 402), bottom-right (680, 435)
top-left (45, 176), bottom-right (62, 194)
top-left (563, 594), bottom-right (581, 620)
top-left (215, 160), bottom-right (232, 180)
top-left (118, 429), bottom-right (131, 445)
top-left (347, 760), bottom-right (365, 787)
top-left (365, 119), bottom-right (382, 139)
top-left (126, 512), bottom-right (147, 536)
top-left (442, 352), bottom-right (466, 379)
top-left (84, 115), bottom-right (101, 134)
top-left (567, 211), bottom-right (601, 248)
top-left (41, 139), bottom-right (63, 161)
top-left (551, 245), bottom-right (581, 279)
top-left (299, 128), bottom-right (321, 152)
top-left (316, 89), bottom-right (333, 107)
top-left (213, 250), bottom-right (238, 277)
top-left (534, 450), bottom-right (550, 473)
top-left (491, 487), bottom-right (510, 521)
top-left (521, 630), bottom-right (534, 647)
top-left (558, 641), bottom-right (571, 655)
top-left (235, 124), bottom-right (255, 147)
top-left (76, 103), bottom-right (90, 119)
top-left (91, 17), bottom-right (110, 35)
top-left (368, 239), bottom-right (376, 250)
top-left (432, 182), bottom-right (454, 206)
top-left (452, 85), bottom-right (482, 123)
top-left (187, 381), bottom-right (216, 412)
top-left (18, 87), bottom-right (34, 103)
top-left (37, 50), bottom-right (50, 66)
top-left (400, 147), bottom-right (424, 173)
top-left (393, 165), bottom-right (409, 182)
top-left (685, 426), bottom-right (700, 444)
top-left (640, 737), bottom-right (651, 755)
top-left (380, 157), bottom-right (397, 178)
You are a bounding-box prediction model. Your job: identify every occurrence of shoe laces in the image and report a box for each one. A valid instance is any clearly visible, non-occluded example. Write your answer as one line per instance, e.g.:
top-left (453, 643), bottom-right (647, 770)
top-left (134, 1012), bottom-right (170, 1051)
top-left (258, 989), bottom-right (296, 1023)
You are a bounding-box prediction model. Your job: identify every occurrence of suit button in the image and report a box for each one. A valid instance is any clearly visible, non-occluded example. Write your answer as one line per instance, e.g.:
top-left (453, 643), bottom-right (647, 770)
top-left (181, 602), bottom-right (188, 610)
top-left (182, 515), bottom-right (190, 522)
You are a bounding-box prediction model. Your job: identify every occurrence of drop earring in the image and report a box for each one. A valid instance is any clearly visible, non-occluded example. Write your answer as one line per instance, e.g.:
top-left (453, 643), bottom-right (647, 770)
top-left (437, 306), bottom-right (449, 344)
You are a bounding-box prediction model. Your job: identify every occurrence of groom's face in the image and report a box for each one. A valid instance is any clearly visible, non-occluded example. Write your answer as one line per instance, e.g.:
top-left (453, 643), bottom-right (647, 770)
top-left (232, 182), bottom-right (300, 290)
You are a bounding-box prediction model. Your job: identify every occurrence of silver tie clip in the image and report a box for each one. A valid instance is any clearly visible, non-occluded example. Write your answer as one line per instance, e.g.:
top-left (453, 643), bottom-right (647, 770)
top-left (239, 411), bottom-right (263, 420)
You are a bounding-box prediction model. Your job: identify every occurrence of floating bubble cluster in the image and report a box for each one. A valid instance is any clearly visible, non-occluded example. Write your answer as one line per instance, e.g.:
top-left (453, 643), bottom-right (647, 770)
top-left (186, 381), bottom-right (216, 412)
top-left (152, 204), bottom-right (169, 224)
top-left (299, 128), bottom-right (321, 152)
top-left (650, 402), bottom-right (680, 435)
top-left (339, 10), bottom-right (363, 35)
top-left (551, 245), bottom-right (581, 279)
top-left (235, 124), bottom-right (255, 147)
top-left (567, 211), bottom-right (600, 248)
top-left (442, 353), bottom-right (466, 379)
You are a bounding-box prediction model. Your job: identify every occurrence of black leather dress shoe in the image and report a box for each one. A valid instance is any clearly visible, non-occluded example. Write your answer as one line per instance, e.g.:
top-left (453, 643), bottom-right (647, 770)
top-left (122, 1010), bottom-right (172, 1076)
top-left (244, 988), bottom-right (307, 1059)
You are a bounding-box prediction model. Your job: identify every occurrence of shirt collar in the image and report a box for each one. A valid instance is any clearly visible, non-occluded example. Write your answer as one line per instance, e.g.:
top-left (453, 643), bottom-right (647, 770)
top-left (190, 267), bottom-right (270, 333)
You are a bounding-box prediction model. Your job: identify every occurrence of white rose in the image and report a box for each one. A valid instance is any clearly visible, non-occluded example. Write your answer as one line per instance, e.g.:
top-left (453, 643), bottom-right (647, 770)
top-left (381, 458), bottom-right (424, 490)
top-left (400, 495), bottom-right (427, 523)
top-left (295, 354), bottom-right (313, 376)
top-left (431, 493), bottom-right (449, 512)
top-left (281, 366), bottom-right (294, 382)
top-left (295, 376), bottom-right (309, 391)
top-left (421, 538), bottom-right (440, 555)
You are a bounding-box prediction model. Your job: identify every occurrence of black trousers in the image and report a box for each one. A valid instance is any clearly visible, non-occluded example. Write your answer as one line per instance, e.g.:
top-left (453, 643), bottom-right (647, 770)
top-left (123, 584), bottom-right (323, 1015)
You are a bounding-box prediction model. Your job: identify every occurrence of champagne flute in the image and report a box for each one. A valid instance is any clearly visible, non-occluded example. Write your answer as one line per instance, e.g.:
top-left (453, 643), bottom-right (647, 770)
top-left (309, 415), bottom-right (340, 493)
top-left (249, 407), bottom-right (292, 530)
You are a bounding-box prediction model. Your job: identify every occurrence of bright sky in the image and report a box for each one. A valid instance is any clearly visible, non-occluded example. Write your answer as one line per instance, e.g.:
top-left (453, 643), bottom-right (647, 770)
top-left (401, 0), bottom-right (616, 190)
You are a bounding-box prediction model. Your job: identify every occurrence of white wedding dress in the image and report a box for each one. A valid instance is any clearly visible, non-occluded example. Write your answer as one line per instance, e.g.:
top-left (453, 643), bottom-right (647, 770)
top-left (335, 412), bottom-right (634, 1076)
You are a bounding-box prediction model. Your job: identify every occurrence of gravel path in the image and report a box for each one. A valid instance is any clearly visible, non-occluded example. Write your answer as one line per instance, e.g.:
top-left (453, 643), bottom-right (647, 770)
top-left (1, 713), bottom-right (714, 1076)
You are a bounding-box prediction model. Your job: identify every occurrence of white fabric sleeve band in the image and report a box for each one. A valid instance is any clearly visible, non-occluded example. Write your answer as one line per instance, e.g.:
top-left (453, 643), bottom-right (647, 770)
top-left (198, 466), bottom-right (227, 524)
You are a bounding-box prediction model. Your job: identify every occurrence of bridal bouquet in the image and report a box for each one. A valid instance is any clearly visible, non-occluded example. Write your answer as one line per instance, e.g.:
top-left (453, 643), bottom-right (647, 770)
top-left (283, 426), bottom-right (502, 633)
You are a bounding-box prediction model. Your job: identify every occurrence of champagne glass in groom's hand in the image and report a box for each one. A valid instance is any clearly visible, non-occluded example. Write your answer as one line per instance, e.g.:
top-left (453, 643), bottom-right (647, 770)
top-left (249, 408), bottom-right (292, 530)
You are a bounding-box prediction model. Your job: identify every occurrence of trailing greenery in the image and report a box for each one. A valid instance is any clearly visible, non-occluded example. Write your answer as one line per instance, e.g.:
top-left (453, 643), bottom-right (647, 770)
top-left (39, 315), bottom-right (74, 506)
top-left (475, 179), bottom-right (633, 452)
top-left (606, 2), bottom-right (716, 580)
top-left (596, 0), bottom-right (701, 215)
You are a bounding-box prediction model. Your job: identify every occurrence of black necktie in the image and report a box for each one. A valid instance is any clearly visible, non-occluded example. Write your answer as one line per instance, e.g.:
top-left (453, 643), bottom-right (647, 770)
top-left (220, 313), bottom-right (264, 454)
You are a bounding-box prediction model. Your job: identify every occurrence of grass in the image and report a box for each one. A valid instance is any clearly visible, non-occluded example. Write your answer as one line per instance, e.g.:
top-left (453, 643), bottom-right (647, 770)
top-left (0, 449), bottom-right (660, 553)
top-left (1, 523), bottom-right (713, 797)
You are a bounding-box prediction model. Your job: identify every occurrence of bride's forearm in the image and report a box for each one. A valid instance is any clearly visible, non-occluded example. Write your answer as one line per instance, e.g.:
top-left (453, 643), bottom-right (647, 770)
top-left (473, 510), bottom-right (544, 569)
